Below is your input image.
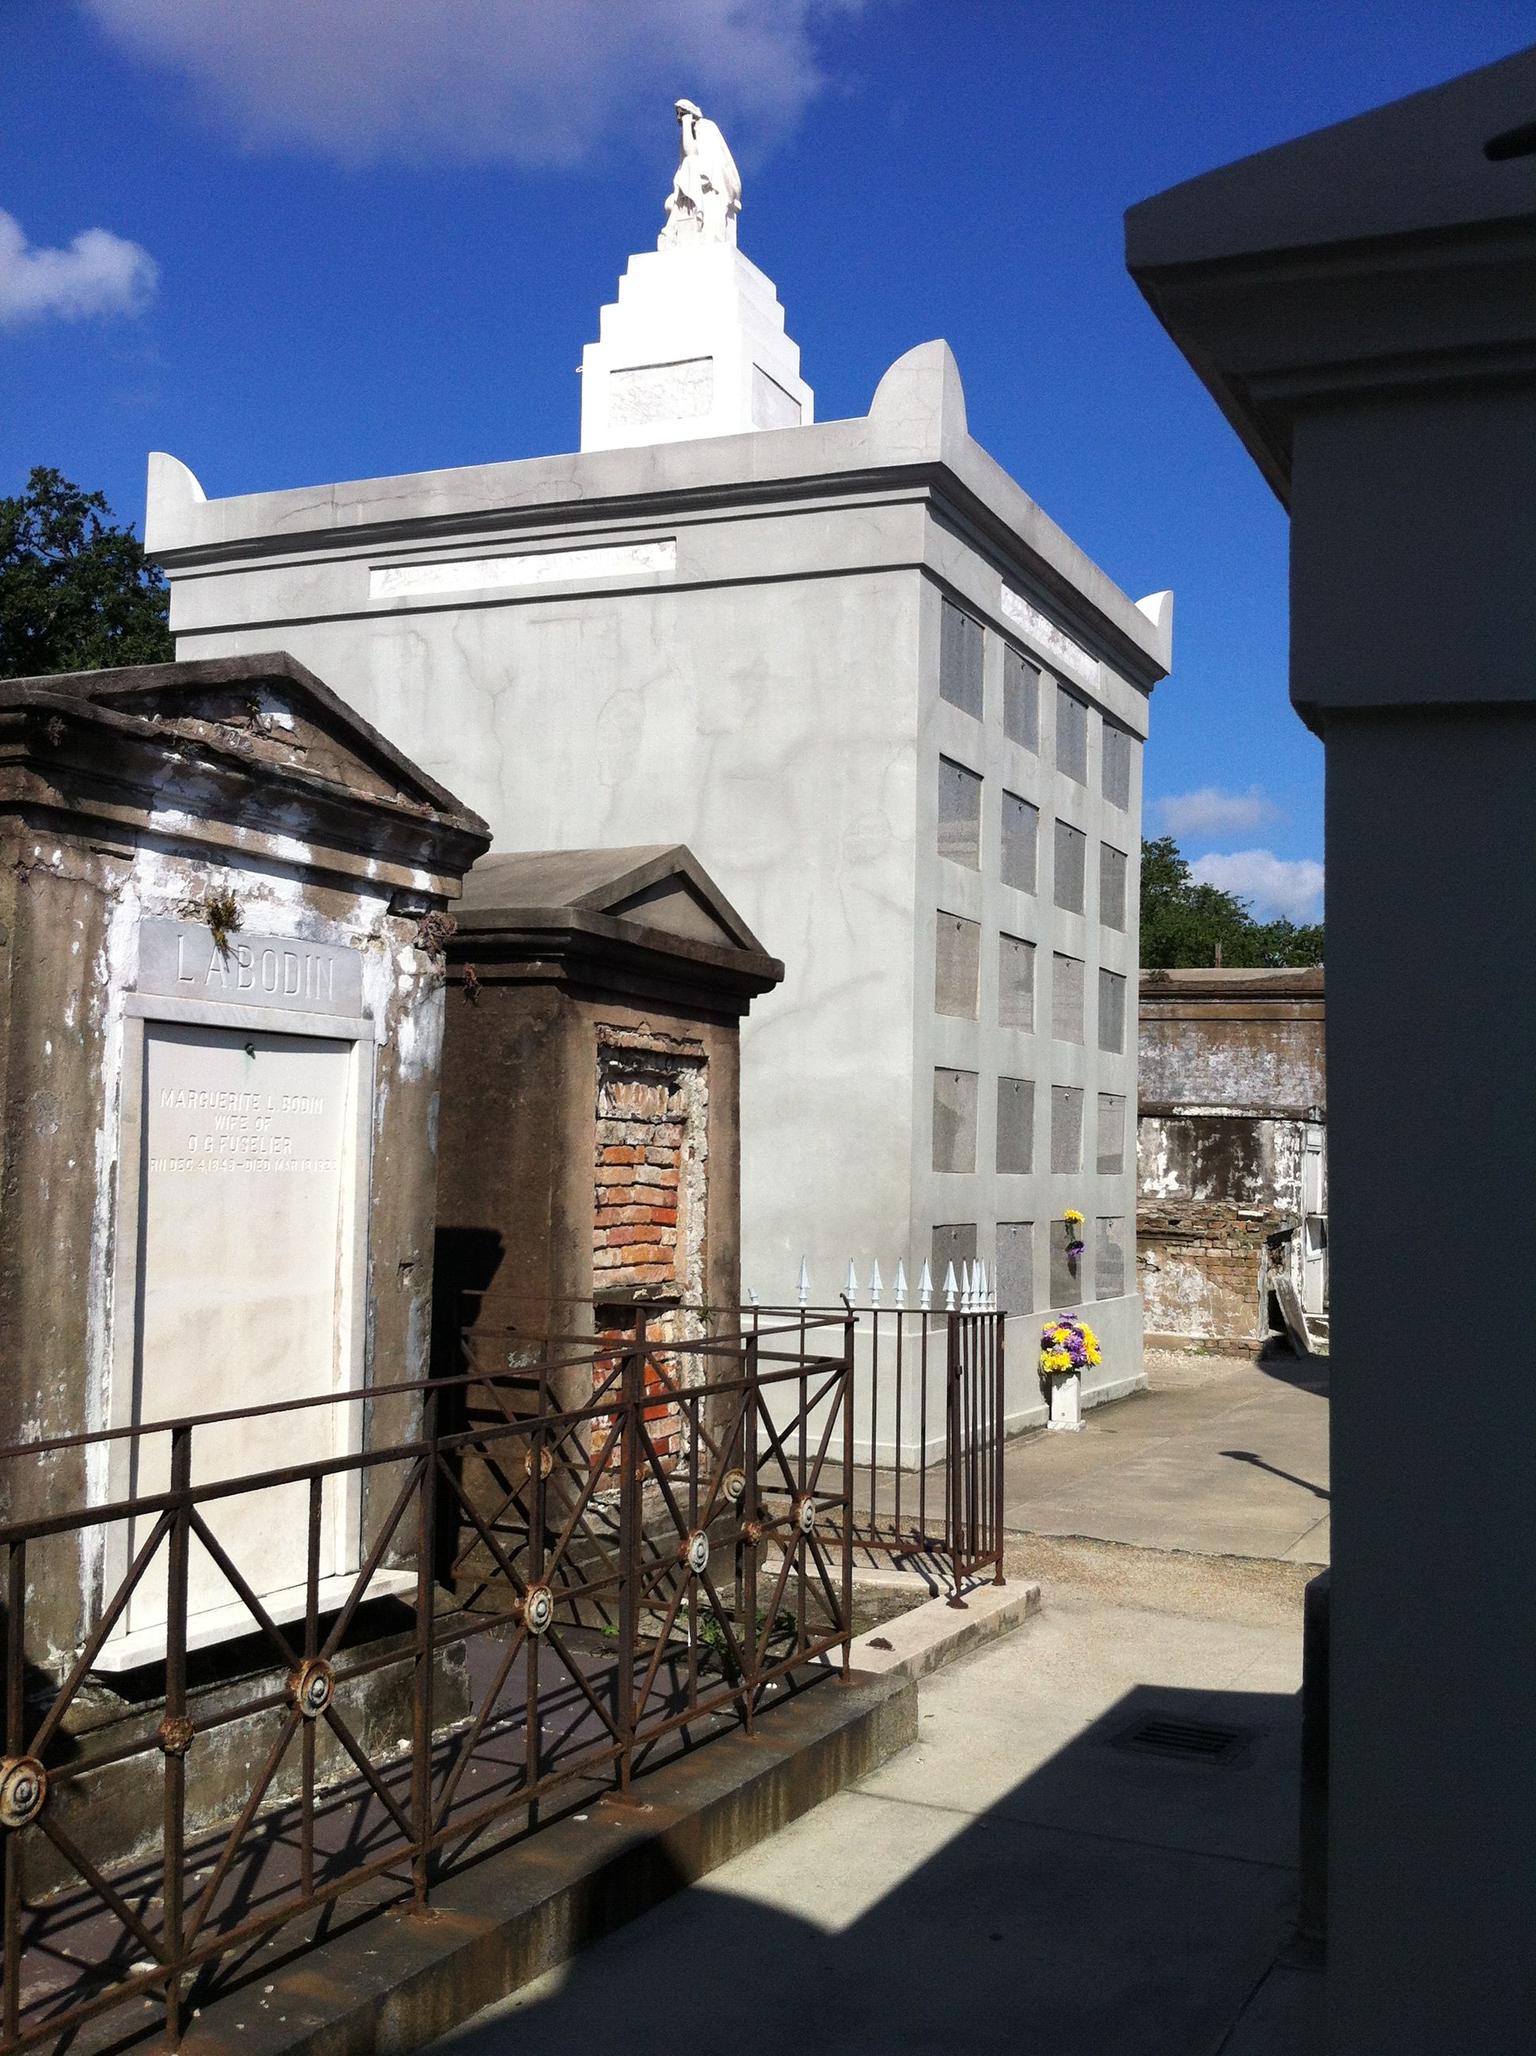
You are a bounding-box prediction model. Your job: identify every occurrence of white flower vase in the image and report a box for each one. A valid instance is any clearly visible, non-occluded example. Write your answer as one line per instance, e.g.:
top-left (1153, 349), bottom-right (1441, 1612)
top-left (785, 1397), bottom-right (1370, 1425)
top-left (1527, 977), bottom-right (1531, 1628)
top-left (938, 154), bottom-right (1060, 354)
top-left (1048, 1371), bottom-right (1082, 1432)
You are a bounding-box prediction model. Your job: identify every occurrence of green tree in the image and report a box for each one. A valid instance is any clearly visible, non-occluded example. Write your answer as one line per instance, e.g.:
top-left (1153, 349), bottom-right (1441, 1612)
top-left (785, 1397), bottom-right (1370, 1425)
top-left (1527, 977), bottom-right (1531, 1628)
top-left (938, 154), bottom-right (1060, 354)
top-left (1140, 835), bottom-right (1323, 968)
top-left (0, 467), bottom-right (172, 679)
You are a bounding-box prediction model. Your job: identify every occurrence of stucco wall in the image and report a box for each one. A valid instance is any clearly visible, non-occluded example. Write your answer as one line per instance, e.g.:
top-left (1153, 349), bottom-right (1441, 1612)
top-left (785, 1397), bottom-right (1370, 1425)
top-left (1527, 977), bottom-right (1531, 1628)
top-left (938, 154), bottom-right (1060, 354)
top-left (170, 564), bottom-right (922, 1301)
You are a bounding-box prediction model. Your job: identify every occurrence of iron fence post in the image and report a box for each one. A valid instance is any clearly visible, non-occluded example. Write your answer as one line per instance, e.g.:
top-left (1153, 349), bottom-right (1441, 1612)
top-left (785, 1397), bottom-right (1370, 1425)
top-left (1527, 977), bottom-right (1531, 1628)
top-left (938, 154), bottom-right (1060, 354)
top-left (4, 1541), bottom-right (27, 2046)
top-left (967, 1315), bottom-right (981, 1582)
top-left (918, 1311), bottom-right (930, 1546)
top-left (892, 1309), bottom-right (905, 1547)
top-left (162, 1424), bottom-right (192, 2041)
top-left (526, 1402), bottom-right (546, 1832)
top-left (945, 1318), bottom-right (967, 1609)
top-left (993, 1314), bottom-right (1007, 1585)
top-left (411, 1384), bottom-right (439, 1910)
top-left (740, 1320), bottom-right (759, 1735)
top-left (302, 1473), bottom-right (322, 1896)
top-left (614, 1306), bottom-right (644, 1799)
top-left (841, 1312), bottom-right (855, 1678)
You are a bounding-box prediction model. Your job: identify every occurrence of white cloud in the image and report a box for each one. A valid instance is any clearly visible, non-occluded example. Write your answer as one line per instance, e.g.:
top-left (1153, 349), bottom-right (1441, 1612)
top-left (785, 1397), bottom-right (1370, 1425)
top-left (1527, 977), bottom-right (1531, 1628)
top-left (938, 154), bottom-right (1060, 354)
top-left (83, 0), bottom-right (870, 166)
top-left (1155, 785), bottom-right (1280, 837)
top-left (0, 209), bottom-right (158, 328)
top-left (1190, 850), bottom-right (1324, 924)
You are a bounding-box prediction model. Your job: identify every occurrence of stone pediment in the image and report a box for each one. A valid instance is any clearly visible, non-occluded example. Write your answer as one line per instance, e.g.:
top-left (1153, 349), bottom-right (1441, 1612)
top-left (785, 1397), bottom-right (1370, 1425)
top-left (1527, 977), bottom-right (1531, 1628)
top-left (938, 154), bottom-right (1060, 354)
top-left (459, 845), bottom-right (769, 958)
top-left (0, 651), bottom-right (468, 821)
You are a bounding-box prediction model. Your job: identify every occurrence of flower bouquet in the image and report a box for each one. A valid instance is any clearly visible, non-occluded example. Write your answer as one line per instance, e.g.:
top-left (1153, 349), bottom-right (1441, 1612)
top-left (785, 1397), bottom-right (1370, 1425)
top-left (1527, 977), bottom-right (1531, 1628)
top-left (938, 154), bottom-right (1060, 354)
top-left (1063, 1208), bottom-right (1086, 1261)
top-left (1041, 1314), bottom-right (1101, 1432)
top-left (1039, 1315), bottom-right (1102, 1378)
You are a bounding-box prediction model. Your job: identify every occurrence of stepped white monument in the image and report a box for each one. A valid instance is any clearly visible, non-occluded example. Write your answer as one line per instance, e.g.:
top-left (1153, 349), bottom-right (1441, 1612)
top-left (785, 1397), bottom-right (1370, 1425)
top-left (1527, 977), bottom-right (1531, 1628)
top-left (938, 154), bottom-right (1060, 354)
top-left (580, 98), bottom-right (812, 451)
top-left (146, 98), bottom-right (1171, 1432)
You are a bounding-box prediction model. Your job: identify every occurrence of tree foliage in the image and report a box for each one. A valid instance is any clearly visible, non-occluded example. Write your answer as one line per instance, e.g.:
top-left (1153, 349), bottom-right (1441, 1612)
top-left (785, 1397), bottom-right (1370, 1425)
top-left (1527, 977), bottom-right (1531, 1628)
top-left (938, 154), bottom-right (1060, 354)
top-left (0, 467), bottom-right (172, 680)
top-left (1140, 836), bottom-right (1323, 968)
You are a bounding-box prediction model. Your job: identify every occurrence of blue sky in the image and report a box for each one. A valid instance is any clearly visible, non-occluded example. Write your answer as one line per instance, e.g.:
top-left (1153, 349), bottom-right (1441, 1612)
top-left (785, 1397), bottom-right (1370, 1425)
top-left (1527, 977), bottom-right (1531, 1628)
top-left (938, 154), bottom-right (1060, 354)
top-left (3, 3), bottom-right (1529, 921)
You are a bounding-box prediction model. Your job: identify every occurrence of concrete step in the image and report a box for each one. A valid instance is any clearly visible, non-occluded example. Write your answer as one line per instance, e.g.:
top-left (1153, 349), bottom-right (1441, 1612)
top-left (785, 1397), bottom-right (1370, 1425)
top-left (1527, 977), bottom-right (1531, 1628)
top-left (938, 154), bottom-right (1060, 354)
top-left (848, 1577), bottom-right (1042, 1680)
top-left (166, 1670), bottom-right (915, 2056)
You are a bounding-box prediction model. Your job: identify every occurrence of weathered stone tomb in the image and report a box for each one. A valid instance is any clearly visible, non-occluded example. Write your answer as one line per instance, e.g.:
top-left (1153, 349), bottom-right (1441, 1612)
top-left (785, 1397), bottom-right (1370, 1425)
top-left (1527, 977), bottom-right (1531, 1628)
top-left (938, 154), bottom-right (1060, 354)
top-left (0, 652), bottom-right (488, 1675)
top-left (1136, 967), bottom-right (1326, 1351)
top-left (432, 845), bottom-right (781, 1539)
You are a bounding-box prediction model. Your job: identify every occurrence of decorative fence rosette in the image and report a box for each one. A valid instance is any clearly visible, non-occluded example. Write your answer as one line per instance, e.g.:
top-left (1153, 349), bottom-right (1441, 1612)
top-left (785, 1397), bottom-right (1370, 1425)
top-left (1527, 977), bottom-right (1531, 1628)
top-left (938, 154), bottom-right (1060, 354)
top-left (1040, 1315), bottom-right (1102, 1378)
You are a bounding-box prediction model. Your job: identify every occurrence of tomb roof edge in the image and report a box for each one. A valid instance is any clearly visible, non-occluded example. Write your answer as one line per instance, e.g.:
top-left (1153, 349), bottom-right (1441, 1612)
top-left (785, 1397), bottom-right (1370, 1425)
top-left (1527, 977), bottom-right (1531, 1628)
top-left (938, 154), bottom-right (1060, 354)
top-left (0, 652), bottom-right (491, 888)
top-left (457, 844), bottom-right (776, 970)
top-left (144, 377), bottom-right (1171, 687)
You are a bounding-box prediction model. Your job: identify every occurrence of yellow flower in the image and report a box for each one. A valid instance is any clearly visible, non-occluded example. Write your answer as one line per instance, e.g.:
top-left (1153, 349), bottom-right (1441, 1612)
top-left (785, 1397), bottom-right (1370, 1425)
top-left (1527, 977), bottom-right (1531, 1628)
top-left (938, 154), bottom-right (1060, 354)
top-left (1064, 1209), bottom-right (1084, 1226)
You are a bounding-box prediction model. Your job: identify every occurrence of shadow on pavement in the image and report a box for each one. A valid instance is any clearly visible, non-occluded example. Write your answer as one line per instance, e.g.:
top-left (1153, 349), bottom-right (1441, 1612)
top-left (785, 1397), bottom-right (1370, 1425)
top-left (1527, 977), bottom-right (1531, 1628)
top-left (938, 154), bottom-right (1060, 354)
top-left (1251, 1347), bottom-right (1330, 1398)
top-left (1220, 1449), bottom-right (1330, 1502)
top-left (437, 1679), bottom-right (1314, 2056)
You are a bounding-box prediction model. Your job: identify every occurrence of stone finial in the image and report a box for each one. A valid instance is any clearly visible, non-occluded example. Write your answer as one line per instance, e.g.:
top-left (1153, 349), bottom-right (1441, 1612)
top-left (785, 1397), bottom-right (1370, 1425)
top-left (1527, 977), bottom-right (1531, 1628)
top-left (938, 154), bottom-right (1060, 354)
top-left (868, 340), bottom-right (968, 455)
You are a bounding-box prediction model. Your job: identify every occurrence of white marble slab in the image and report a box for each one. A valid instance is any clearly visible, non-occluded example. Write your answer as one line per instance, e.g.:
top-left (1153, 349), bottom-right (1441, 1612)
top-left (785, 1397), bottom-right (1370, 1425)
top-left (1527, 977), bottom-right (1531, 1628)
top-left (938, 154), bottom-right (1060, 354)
top-left (114, 1020), bottom-right (362, 1651)
top-left (369, 538), bottom-right (676, 601)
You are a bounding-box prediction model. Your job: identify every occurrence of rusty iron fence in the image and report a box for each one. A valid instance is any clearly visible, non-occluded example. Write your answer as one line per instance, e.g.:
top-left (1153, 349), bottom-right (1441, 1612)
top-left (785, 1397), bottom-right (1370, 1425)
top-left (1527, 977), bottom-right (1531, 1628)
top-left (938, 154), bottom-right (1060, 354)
top-left (0, 1309), bottom-right (853, 2053)
top-left (748, 1304), bottom-right (1006, 1596)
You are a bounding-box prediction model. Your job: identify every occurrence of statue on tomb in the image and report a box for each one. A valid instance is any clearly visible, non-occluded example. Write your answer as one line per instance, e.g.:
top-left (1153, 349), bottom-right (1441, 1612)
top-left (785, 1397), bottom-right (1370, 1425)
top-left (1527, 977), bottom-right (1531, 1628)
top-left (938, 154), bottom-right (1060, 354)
top-left (660, 98), bottom-right (741, 247)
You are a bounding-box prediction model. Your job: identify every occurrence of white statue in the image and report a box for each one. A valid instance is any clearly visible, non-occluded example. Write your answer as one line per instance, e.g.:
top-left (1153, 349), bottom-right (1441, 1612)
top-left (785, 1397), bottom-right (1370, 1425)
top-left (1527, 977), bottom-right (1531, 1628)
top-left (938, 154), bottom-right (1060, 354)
top-left (660, 98), bottom-right (741, 248)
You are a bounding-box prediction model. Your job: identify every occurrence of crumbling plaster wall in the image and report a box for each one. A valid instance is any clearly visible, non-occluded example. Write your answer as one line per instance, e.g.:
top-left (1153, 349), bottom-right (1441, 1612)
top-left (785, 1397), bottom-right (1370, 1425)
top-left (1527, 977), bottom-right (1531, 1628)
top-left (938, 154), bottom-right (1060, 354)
top-left (1139, 1110), bottom-right (1307, 1216)
top-left (1137, 976), bottom-right (1324, 1346)
top-left (1139, 1011), bottom-right (1324, 1113)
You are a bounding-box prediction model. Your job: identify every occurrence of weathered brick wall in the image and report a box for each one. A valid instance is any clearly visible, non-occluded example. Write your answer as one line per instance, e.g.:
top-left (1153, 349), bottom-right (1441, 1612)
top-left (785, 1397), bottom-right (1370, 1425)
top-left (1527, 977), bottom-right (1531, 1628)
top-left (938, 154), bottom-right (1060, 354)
top-left (593, 1063), bottom-right (685, 1292)
top-left (590, 1310), bottom-right (691, 1475)
top-left (1137, 1199), bottom-right (1286, 1343)
top-left (591, 1034), bottom-right (708, 1474)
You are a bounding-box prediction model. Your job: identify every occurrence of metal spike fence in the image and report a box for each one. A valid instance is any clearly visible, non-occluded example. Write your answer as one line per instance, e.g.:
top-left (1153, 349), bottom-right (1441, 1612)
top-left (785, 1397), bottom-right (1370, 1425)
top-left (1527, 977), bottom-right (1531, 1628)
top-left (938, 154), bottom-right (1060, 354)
top-left (0, 1309), bottom-right (853, 2053)
top-left (751, 1261), bottom-right (1007, 1595)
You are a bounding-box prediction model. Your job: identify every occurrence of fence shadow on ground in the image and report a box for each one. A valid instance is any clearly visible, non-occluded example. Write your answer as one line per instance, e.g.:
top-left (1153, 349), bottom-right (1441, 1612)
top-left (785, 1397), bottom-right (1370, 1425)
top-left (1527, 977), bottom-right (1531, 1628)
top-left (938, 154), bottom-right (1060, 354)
top-left (437, 1677), bottom-right (1316, 2056)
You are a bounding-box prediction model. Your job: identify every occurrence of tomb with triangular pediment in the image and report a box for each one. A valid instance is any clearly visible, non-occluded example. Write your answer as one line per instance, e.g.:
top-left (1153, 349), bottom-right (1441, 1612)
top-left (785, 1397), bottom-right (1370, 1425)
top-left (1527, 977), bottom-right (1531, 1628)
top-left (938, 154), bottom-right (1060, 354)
top-left (433, 843), bottom-right (782, 1584)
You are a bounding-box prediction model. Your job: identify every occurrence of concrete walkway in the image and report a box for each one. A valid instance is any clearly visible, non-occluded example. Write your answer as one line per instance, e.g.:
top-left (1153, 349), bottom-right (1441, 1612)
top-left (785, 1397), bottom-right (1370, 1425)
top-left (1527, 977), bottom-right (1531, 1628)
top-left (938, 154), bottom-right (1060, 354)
top-left (1008, 1351), bottom-right (1330, 1563)
top-left (436, 1579), bottom-right (1318, 2056)
top-left (430, 1354), bottom-right (1329, 2055)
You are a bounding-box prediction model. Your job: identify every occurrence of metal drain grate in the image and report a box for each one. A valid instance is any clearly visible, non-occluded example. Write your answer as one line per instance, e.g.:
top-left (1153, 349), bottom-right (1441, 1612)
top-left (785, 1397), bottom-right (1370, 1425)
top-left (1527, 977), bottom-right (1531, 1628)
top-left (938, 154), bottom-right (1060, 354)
top-left (1108, 1714), bottom-right (1255, 1766)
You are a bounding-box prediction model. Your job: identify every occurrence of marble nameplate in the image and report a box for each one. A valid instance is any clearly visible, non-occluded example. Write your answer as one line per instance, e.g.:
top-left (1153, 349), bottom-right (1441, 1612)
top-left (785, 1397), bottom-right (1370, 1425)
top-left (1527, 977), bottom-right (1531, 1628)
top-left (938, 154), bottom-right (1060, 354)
top-left (369, 537), bottom-right (676, 601)
top-left (137, 918), bottom-right (363, 1018)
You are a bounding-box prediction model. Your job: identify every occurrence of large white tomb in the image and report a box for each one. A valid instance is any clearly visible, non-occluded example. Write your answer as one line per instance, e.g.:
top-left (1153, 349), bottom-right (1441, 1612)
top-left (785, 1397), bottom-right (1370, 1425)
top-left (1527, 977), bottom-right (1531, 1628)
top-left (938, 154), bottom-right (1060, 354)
top-left (146, 108), bottom-right (1175, 1435)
